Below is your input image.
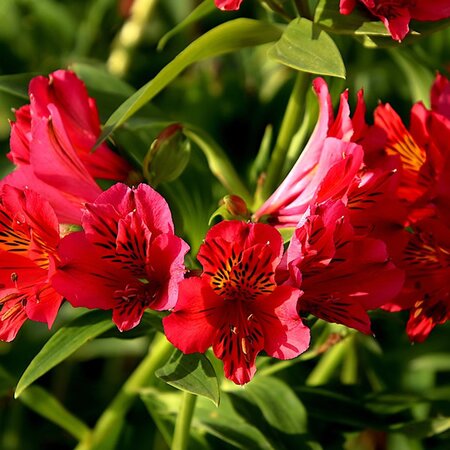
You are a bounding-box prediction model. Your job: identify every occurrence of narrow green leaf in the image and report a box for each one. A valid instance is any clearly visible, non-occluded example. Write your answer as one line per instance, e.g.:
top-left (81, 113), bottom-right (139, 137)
top-left (19, 386), bottom-right (90, 441)
top-left (0, 73), bottom-right (39, 100)
top-left (391, 416), bottom-right (450, 439)
top-left (230, 376), bottom-right (307, 434)
top-left (196, 394), bottom-right (276, 450)
top-left (155, 350), bottom-right (220, 406)
top-left (15, 310), bottom-right (115, 398)
top-left (389, 48), bottom-right (433, 106)
top-left (296, 386), bottom-right (386, 429)
top-left (157, 0), bottom-right (216, 50)
top-left (268, 18), bottom-right (346, 79)
top-left (100, 18), bottom-right (282, 140)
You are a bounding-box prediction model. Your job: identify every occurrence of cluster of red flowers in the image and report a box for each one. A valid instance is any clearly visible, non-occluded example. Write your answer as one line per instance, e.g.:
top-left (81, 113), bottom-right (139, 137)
top-left (1, 70), bottom-right (450, 385)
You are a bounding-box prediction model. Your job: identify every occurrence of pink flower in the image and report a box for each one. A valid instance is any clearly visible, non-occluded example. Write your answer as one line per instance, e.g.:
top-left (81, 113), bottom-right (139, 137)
top-left (280, 201), bottom-right (404, 334)
top-left (0, 185), bottom-right (63, 342)
top-left (254, 78), bottom-right (391, 230)
top-left (163, 220), bottom-right (310, 385)
top-left (52, 183), bottom-right (189, 332)
top-left (215, 0), bottom-right (243, 11)
top-left (340, 0), bottom-right (450, 42)
top-left (3, 70), bottom-right (132, 224)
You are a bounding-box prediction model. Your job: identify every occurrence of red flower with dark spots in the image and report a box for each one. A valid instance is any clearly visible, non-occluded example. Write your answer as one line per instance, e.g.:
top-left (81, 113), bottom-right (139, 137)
top-left (163, 220), bottom-right (310, 385)
top-left (0, 185), bottom-right (63, 341)
top-left (340, 0), bottom-right (450, 41)
top-left (384, 219), bottom-right (450, 342)
top-left (52, 183), bottom-right (189, 332)
top-left (281, 201), bottom-right (404, 334)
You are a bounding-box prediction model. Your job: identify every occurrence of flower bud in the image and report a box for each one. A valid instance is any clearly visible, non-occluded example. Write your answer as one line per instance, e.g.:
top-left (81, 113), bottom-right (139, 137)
top-left (209, 195), bottom-right (250, 224)
top-left (143, 124), bottom-right (191, 187)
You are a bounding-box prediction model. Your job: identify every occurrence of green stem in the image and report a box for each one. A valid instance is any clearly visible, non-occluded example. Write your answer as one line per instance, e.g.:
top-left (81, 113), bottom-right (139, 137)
top-left (171, 392), bottom-right (198, 450)
top-left (305, 338), bottom-right (349, 386)
top-left (107, 0), bottom-right (159, 77)
top-left (295, 0), bottom-right (312, 20)
top-left (75, 333), bottom-right (173, 450)
top-left (262, 72), bottom-right (310, 199)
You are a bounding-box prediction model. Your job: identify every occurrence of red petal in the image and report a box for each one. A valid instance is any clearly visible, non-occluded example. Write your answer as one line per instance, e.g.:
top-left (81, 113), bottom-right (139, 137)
top-left (163, 278), bottom-right (222, 354)
top-left (257, 285), bottom-right (309, 359)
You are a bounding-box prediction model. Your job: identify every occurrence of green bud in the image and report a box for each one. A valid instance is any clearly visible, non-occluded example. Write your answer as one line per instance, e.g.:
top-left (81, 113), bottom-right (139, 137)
top-left (143, 123), bottom-right (191, 187)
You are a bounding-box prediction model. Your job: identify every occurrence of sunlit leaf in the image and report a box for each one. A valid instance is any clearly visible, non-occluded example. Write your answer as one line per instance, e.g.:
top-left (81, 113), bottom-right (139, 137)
top-left (100, 19), bottom-right (282, 140)
top-left (157, 0), bottom-right (217, 51)
top-left (268, 18), bottom-right (345, 79)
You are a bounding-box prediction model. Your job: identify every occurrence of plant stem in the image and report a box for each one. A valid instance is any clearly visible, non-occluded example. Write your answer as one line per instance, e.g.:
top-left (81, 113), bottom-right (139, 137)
top-left (262, 72), bottom-right (310, 200)
top-left (107, 0), bottom-right (159, 77)
top-left (171, 392), bottom-right (198, 450)
top-left (75, 333), bottom-right (173, 450)
top-left (305, 338), bottom-right (349, 386)
top-left (295, 0), bottom-right (312, 20)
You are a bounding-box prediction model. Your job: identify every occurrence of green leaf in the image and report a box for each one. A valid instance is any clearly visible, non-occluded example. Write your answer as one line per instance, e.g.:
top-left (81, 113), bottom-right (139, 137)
top-left (314, 0), bottom-right (391, 36)
top-left (0, 73), bottom-right (39, 100)
top-left (19, 386), bottom-right (90, 441)
top-left (196, 394), bottom-right (276, 450)
top-left (156, 350), bottom-right (220, 406)
top-left (388, 48), bottom-right (433, 106)
top-left (100, 18), bottom-right (282, 140)
top-left (157, 0), bottom-right (217, 50)
top-left (391, 417), bottom-right (450, 439)
top-left (296, 386), bottom-right (387, 429)
top-left (230, 376), bottom-right (307, 434)
top-left (15, 310), bottom-right (115, 398)
top-left (268, 18), bottom-right (346, 79)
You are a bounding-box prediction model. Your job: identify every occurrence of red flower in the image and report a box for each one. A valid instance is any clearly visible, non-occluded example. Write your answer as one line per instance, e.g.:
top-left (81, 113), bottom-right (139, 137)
top-left (281, 201), bottom-right (404, 334)
top-left (215, 0), bottom-right (243, 11)
top-left (3, 70), bottom-right (132, 224)
top-left (340, 0), bottom-right (450, 42)
top-left (254, 78), bottom-right (365, 227)
top-left (374, 73), bottom-right (450, 223)
top-left (0, 185), bottom-right (63, 342)
top-left (385, 219), bottom-right (450, 342)
top-left (52, 183), bottom-right (189, 332)
top-left (163, 221), bottom-right (310, 385)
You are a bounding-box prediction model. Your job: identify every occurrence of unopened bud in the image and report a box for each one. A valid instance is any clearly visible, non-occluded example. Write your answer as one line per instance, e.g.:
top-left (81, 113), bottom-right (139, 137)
top-left (143, 124), bottom-right (191, 187)
top-left (220, 195), bottom-right (248, 217)
top-left (209, 195), bottom-right (250, 225)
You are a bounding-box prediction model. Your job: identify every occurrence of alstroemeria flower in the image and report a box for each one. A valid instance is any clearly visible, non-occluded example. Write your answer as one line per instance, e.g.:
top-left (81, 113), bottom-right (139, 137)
top-left (52, 183), bottom-right (189, 332)
top-left (0, 185), bottom-right (63, 342)
top-left (374, 73), bottom-right (450, 223)
top-left (3, 70), bottom-right (132, 224)
top-left (215, 0), bottom-right (243, 11)
top-left (281, 201), bottom-right (404, 334)
top-left (254, 78), bottom-right (365, 227)
top-left (384, 219), bottom-right (450, 342)
top-left (340, 0), bottom-right (450, 42)
top-left (254, 77), bottom-right (402, 237)
top-left (163, 220), bottom-right (310, 385)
